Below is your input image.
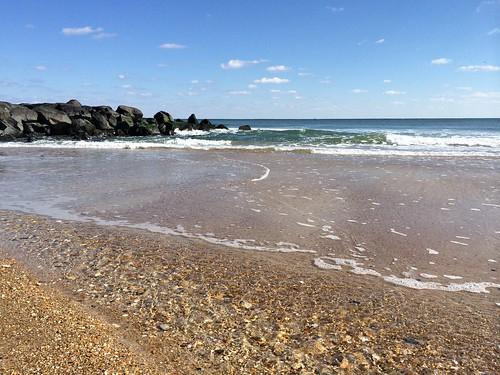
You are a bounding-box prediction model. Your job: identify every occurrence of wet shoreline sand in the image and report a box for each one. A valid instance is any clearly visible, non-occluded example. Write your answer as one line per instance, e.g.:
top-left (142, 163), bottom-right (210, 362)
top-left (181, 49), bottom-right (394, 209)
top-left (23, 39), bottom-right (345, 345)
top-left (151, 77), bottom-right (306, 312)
top-left (0, 147), bottom-right (499, 372)
top-left (0, 210), bottom-right (499, 373)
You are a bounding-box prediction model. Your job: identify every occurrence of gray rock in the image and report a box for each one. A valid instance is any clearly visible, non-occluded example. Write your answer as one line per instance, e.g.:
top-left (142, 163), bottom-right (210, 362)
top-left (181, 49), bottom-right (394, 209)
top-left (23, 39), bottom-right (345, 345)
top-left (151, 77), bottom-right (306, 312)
top-left (71, 118), bottom-right (96, 137)
top-left (154, 111), bottom-right (174, 135)
top-left (35, 105), bottom-right (72, 135)
top-left (239, 124), bottom-right (252, 131)
top-left (187, 114), bottom-right (199, 125)
top-left (10, 106), bottom-right (38, 123)
top-left (115, 114), bottom-right (134, 135)
top-left (116, 105), bottom-right (143, 121)
top-left (91, 111), bottom-right (114, 131)
top-left (0, 102), bottom-right (10, 121)
top-left (0, 118), bottom-right (22, 140)
top-left (66, 99), bottom-right (82, 107)
top-left (130, 118), bottom-right (160, 136)
top-left (215, 124), bottom-right (228, 130)
top-left (198, 119), bottom-right (214, 131)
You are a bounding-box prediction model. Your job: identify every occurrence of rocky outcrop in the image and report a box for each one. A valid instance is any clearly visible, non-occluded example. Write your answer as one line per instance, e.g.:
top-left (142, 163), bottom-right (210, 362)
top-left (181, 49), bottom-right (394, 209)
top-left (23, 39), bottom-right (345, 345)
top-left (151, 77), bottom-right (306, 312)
top-left (239, 125), bottom-right (252, 131)
top-left (0, 99), bottom-right (246, 141)
top-left (117, 105), bottom-right (143, 122)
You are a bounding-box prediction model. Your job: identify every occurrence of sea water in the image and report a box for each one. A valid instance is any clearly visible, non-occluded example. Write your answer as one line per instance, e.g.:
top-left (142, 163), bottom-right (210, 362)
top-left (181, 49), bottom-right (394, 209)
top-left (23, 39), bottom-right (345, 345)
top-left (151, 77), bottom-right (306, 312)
top-left (1, 118), bottom-right (500, 157)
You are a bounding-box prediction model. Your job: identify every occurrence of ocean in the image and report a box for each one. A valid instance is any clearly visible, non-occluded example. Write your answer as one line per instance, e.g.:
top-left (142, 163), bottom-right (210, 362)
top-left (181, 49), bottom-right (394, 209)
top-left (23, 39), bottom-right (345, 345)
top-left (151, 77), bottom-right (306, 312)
top-left (2, 118), bottom-right (500, 157)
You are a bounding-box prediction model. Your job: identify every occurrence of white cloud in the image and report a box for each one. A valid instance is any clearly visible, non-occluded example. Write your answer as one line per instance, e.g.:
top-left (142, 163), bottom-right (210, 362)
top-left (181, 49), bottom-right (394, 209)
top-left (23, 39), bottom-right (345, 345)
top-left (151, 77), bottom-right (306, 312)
top-left (375, 38), bottom-right (385, 44)
top-left (191, 80), bottom-right (200, 84)
top-left (121, 84), bottom-right (132, 89)
top-left (229, 90), bottom-right (251, 95)
top-left (267, 65), bottom-right (290, 72)
top-left (117, 74), bottom-right (126, 80)
top-left (458, 64), bottom-right (500, 72)
top-left (320, 79), bottom-right (332, 84)
top-left (383, 79), bottom-right (392, 83)
top-left (254, 77), bottom-right (290, 84)
top-left (270, 89), bottom-right (281, 93)
top-left (468, 91), bottom-right (500, 98)
top-left (487, 28), bottom-right (500, 36)
top-left (288, 90), bottom-right (297, 94)
top-left (221, 59), bottom-right (265, 69)
top-left (298, 72), bottom-right (313, 77)
top-left (392, 101), bottom-right (404, 105)
top-left (93, 32), bottom-right (117, 40)
top-left (476, 0), bottom-right (499, 13)
top-left (351, 89), bottom-right (367, 93)
top-left (62, 26), bottom-right (103, 36)
top-left (385, 90), bottom-right (406, 95)
top-left (34, 65), bottom-right (47, 71)
top-left (456, 86), bottom-right (473, 91)
top-left (248, 84), bottom-right (257, 89)
top-left (430, 96), bottom-right (455, 103)
top-left (431, 57), bottom-right (452, 65)
top-left (157, 63), bottom-right (167, 68)
top-left (326, 6), bottom-right (344, 13)
top-left (159, 43), bottom-right (186, 49)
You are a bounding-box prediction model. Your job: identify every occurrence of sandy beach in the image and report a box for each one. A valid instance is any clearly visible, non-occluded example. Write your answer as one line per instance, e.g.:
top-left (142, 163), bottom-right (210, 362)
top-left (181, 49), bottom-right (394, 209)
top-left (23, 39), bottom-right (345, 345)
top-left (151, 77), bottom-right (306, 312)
top-left (0, 147), bottom-right (499, 373)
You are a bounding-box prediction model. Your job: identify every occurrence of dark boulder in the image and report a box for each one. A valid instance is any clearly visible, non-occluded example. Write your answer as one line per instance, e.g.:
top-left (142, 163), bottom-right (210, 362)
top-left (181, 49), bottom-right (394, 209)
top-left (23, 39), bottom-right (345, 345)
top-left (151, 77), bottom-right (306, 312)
top-left (176, 121), bottom-right (193, 131)
top-left (29, 122), bottom-right (50, 135)
top-left (56, 103), bottom-right (92, 120)
top-left (66, 99), bottom-right (82, 107)
top-left (239, 124), bottom-right (252, 131)
top-left (10, 105), bottom-right (38, 123)
top-left (93, 106), bottom-right (119, 128)
top-left (129, 118), bottom-right (160, 136)
top-left (70, 118), bottom-right (97, 138)
top-left (35, 105), bottom-right (72, 135)
top-left (116, 105), bottom-right (143, 121)
top-left (154, 111), bottom-right (174, 135)
top-left (215, 124), bottom-right (229, 130)
top-left (0, 118), bottom-right (23, 140)
top-left (187, 114), bottom-right (199, 125)
top-left (91, 111), bottom-right (114, 131)
top-left (0, 102), bottom-right (10, 121)
top-left (115, 114), bottom-right (134, 136)
top-left (198, 119), bottom-right (215, 131)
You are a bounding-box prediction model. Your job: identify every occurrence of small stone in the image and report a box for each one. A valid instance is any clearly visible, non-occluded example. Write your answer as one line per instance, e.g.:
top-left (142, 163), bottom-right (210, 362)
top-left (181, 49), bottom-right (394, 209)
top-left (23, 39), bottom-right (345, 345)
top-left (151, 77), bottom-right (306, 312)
top-left (158, 323), bottom-right (168, 331)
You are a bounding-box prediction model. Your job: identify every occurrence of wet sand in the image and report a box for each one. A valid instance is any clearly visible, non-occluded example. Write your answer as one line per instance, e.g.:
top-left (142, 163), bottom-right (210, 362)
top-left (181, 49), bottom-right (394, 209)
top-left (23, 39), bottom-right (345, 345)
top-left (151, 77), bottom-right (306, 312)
top-left (0, 147), bottom-right (499, 372)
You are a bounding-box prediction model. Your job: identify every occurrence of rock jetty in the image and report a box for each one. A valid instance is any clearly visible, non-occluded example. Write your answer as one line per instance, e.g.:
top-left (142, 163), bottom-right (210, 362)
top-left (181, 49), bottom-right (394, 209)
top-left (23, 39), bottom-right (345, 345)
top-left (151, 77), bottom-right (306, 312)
top-left (0, 100), bottom-right (246, 141)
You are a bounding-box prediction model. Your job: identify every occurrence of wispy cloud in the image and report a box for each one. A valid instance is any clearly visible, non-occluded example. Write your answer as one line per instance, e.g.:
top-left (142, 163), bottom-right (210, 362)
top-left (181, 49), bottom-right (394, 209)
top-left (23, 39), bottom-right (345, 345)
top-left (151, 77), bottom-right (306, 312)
top-left (62, 26), bottom-right (102, 36)
top-left (254, 77), bottom-right (290, 84)
top-left (375, 38), bottom-right (385, 44)
top-left (487, 27), bottom-right (500, 36)
top-left (229, 90), bottom-right (251, 95)
top-left (476, 0), bottom-right (499, 13)
top-left (157, 63), bottom-right (167, 68)
top-left (34, 65), bottom-right (47, 71)
top-left (221, 59), bottom-right (266, 69)
top-left (117, 74), bottom-right (126, 80)
top-left (159, 43), bottom-right (186, 49)
top-left (431, 57), bottom-right (452, 65)
top-left (385, 90), bottom-right (406, 95)
top-left (458, 64), bottom-right (500, 72)
top-left (326, 6), bottom-right (344, 13)
top-left (267, 65), bottom-right (290, 72)
top-left (351, 89), bottom-right (367, 93)
top-left (383, 79), bottom-right (392, 83)
top-left (25, 24), bottom-right (35, 29)
top-left (430, 96), bottom-right (455, 103)
top-left (298, 72), bottom-right (313, 77)
top-left (62, 26), bottom-right (116, 39)
top-left (248, 84), bottom-right (257, 89)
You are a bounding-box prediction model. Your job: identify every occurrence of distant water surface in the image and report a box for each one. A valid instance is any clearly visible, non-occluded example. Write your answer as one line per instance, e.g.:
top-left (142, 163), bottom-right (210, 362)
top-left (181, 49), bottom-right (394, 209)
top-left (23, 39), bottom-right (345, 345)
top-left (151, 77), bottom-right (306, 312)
top-left (2, 118), bottom-right (500, 157)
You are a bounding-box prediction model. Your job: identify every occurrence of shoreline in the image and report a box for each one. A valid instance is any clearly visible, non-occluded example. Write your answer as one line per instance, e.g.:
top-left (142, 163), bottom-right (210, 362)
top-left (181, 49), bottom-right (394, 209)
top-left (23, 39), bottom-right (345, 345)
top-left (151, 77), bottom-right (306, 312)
top-left (1, 210), bottom-right (499, 373)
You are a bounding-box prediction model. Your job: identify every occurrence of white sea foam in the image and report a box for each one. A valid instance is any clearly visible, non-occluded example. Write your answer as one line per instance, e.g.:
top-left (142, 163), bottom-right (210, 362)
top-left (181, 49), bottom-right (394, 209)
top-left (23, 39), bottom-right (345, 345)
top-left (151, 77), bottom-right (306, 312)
top-left (386, 133), bottom-right (500, 148)
top-left (427, 248), bottom-right (439, 255)
top-left (321, 234), bottom-right (341, 240)
top-left (312, 256), bottom-right (500, 294)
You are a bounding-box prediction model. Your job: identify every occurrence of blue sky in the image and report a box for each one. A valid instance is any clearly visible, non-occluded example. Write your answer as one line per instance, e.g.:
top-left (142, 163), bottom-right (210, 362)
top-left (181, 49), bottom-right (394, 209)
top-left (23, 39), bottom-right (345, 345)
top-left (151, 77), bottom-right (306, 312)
top-left (1, 0), bottom-right (499, 118)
